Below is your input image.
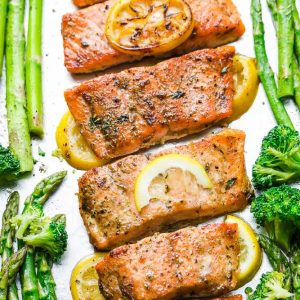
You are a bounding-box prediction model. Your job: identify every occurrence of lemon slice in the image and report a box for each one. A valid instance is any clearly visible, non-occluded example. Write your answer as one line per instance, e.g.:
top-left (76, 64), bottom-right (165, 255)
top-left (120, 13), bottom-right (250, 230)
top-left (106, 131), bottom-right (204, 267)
top-left (56, 111), bottom-right (101, 170)
top-left (226, 55), bottom-right (259, 123)
top-left (134, 154), bottom-right (212, 211)
top-left (225, 215), bottom-right (262, 287)
top-left (105, 0), bottom-right (194, 56)
top-left (70, 253), bottom-right (107, 300)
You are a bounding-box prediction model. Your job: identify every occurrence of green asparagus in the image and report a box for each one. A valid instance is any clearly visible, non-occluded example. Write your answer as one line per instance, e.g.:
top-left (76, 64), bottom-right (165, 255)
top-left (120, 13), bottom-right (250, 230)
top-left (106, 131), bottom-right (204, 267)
top-left (36, 252), bottom-right (57, 300)
top-left (0, 0), bottom-right (8, 77)
top-left (291, 243), bottom-right (300, 299)
top-left (293, 0), bottom-right (300, 62)
top-left (277, 0), bottom-right (294, 98)
top-left (251, 0), bottom-right (294, 128)
top-left (259, 235), bottom-right (292, 290)
top-left (0, 247), bottom-right (27, 300)
top-left (6, 0), bottom-right (33, 173)
top-left (0, 192), bottom-right (19, 300)
top-left (18, 172), bottom-right (67, 300)
top-left (26, 0), bottom-right (44, 137)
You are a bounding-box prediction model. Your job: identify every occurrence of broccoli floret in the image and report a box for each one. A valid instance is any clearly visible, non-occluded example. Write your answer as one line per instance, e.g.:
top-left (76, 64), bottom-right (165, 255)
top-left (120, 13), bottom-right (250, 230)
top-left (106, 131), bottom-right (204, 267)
top-left (247, 272), bottom-right (293, 300)
top-left (252, 125), bottom-right (300, 189)
top-left (11, 202), bottom-right (44, 239)
top-left (251, 185), bottom-right (300, 252)
top-left (21, 214), bottom-right (68, 261)
top-left (0, 145), bottom-right (20, 183)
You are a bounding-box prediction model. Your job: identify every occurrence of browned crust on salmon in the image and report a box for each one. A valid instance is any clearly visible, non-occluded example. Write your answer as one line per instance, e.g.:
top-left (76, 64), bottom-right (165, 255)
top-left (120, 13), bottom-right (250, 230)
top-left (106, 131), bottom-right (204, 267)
top-left (96, 224), bottom-right (240, 300)
top-left (73, 0), bottom-right (103, 7)
top-left (213, 296), bottom-right (243, 300)
top-left (65, 46), bottom-right (235, 164)
top-left (62, 0), bottom-right (245, 73)
top-left (78, 129), bottom-right (251, 250)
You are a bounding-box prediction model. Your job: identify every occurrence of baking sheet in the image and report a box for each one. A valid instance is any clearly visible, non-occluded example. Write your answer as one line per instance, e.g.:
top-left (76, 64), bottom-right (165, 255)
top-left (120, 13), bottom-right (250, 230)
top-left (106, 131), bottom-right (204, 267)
top-left (1, 0), bottom-right (300, 298)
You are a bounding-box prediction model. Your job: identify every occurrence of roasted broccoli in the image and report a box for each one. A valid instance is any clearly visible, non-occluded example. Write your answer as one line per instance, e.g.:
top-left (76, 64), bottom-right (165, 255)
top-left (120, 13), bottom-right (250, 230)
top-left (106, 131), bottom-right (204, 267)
top-left (246, 272), bottom-right (293, 300)
top-left (252, 125), bottom-right (300, 189)
top-left (0, 145), bottom-right (20, 184)
top-left (20, 214), bottom-right (67, 261)
top-left (11, 202), bottom-right (43, 239)
top-left (251, 185), bottom-right (300, 252)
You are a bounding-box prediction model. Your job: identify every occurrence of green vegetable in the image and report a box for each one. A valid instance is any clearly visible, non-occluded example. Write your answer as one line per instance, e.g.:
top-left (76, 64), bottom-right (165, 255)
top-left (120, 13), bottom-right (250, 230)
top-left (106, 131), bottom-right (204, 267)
top-left (26, 0), bottom-right (44, 137)
top-left (293, 0), bottom-right (300, 62)
top-left (251, 185), bottom-right (300, 252)
top-left (0, 145), bottom-right (20, 185)
top-left (22, 214), bottom-right (67, 262)
top-left (252, 125), bottom-right (300, 189)
top-left (251, 0), bottom-right (293, 127)
top-left (291, 241), bottom-right (300, 299)
top-left (6, 0), bottom-right (33, 173)
top-left (293, 57), bottom-right (300, 109)
top-left (0, 247), bottom-right (27, 300)
top-left (36, 252), bottom-right (57, 300)
top-left (0, 192), bottom-right (20, 300)
top-left (0, 0), bottom-right (7, 77)
top-left (259, 235), bottom-right (292, 290)
top-left (277, 0), bottom-right (294, 98)
top-left (246, 271), bottom-right (293, 300)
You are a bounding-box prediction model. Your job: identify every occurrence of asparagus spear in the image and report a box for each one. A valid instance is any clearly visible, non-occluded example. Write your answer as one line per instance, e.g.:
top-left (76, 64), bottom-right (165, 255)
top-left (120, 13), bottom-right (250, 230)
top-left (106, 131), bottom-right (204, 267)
top-left (0, 0), bottom-right (8, 77)
top-left (0, 247), bottom-right (27, 300)
top-left (251, 0), bottom-right (294, 128)
top-left (36, 252), bottom-right (57, 300)
top-left (291, 243), bottom-right (300, 299)
top-left (259, 234), bottom-right (292, 290)
top-left (26, 0), bottom-right (44, 137)
top-left (6, 0), bottom-right (33, 173)
top-left (0, 192), bottom-right (19, 300)
top-left (277, 0), bottom-right (294, 98)
top-left (266, 0), bottom-right (300, 112)
top-left (293, 0), bottom-right (300, 62)
top-left (19, 172), bottom-right (67, 300)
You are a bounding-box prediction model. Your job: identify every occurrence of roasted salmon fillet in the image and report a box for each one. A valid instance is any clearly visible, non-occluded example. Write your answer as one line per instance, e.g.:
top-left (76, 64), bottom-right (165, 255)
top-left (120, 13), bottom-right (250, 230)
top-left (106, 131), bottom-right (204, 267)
top-left (78, 129), bottom-right (251, 250)
top-left (73, 0), bottom-right (102, 7)
top-left (96, 224), bottom-right (240, 300)
top-left (65, 46), bottom-right (235, 164)
top-left (62, 0), bottom-right (245, 73)
top-left (214, 296), bottom-right (243, 300)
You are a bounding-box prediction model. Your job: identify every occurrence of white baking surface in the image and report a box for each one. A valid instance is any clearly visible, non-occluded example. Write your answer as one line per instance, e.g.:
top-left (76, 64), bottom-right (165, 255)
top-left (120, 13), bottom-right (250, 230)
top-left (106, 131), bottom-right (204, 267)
top-left (1, 0), bottom-right (300, 298)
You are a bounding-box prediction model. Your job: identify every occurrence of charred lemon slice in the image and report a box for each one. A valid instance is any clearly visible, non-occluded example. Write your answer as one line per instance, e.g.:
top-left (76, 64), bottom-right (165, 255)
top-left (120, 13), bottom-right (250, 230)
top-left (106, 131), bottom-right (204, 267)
top-left (70, 253), bottom-right (107, 300)
top-left (226, 55), bottom-right (259, 123)
top-left (105, 0), bottom-right (194, 56)
top-left (56, 111), bottom-right (101, 170)
top-left (134, 154), bottom-right (212, 211)
top-left (225, 215), bottom-right (262, 287)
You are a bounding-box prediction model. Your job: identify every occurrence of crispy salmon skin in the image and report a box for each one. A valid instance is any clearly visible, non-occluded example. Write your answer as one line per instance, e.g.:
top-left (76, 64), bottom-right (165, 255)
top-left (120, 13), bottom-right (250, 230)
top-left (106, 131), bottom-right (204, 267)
top-left (73, 0), bottom-right (103, 7)
top-left (62, 0), bottom-right (244, 73)
top-left (79, 129), bottom-right (251, 250)
top-left (96, 224), bottom-right (240, 300)
top-left (65, 46), bottom-right (235, 164)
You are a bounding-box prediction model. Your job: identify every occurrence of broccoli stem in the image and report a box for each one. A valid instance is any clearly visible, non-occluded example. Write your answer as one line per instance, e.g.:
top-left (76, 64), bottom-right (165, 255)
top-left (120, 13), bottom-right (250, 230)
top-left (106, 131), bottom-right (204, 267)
top-left (19, 172), bottom-right (67, 300)
top-left (0, 193), bottom-right (19, 300)
top-left (26, 0), bottom-right (44, 137)
top-left (0, 0), bottom-right (8, 77)
top-left (251, 0), bottom-right (294, 128)
top-left (293, 0), bottom-right (300, 62)
top-left (291, 243), bottom-right (300, 299)
top-left (277, 0), bottom-right (294, 98)
top-left (6, 0), bottom-right (33, 173)
top-left (259, 234), bottom-right (292, 290)
top-left (36, 252), bottom-right (57, 300)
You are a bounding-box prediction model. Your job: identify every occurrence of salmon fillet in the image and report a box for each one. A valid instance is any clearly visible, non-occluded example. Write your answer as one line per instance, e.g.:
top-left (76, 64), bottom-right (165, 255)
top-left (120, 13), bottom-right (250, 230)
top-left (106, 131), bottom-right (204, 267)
top-left (214, 296), bottom-right (243, 300)
top-left (65, 46), bottom-right (235, 164)
top-left (78, 129), bottom-right (251, 250)
top-left (62, 0), bottom-right (245, 73)
top-left (96, 224), bottom-right (240, 300)
top-left (73, 0), bottom-right (103, 7)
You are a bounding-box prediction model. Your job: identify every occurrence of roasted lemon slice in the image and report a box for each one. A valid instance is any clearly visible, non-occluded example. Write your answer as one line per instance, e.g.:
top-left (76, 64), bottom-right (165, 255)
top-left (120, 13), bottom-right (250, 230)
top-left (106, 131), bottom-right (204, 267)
top-left (105, 0), bottom-right (194, 56)
top-left (70, 253), bottom-right (106, 300)
top-left (225, 215), bottom-right (262, 287)
top-left (226, 55), bottom-right (259, 123)
top-left (134, 154), bottom-right (212, 211)
top-left (56, 111), bottom-right (101, 170)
